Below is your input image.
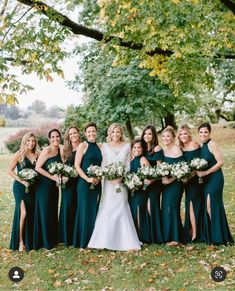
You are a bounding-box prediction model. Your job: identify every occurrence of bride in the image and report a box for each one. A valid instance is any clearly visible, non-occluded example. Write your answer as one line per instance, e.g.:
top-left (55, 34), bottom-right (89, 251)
top-left (88, 123), bottom-right (141, 251)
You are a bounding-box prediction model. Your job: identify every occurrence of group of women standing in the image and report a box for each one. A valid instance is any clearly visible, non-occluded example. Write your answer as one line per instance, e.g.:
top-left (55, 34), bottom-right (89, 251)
top-left (8, 122), bottom-right (233, 252)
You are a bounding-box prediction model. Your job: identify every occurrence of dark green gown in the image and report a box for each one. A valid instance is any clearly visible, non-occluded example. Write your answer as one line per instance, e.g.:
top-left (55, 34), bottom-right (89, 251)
top-left (10, 158), bottom-right (36, 251)
top-left (183, 148), bottom-right (204, 243)
top-left (162, 155), bottom-right (185, 243)
top-left (58, 151), bottom-right (77, 246)
top-left (73, 141), bottom-right (102, 248)
top-left (144, 150), bottom-right (164, 243)
top-left (33, 152), bottom-right (61, 250)
top-left (128, 157), bottom-right (150, 243)
top-left (201, 140), bottom-right (233, 245)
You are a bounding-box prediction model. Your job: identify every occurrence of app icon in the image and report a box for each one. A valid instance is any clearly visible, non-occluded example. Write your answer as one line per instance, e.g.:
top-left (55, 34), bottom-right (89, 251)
top-left (8, 267), bottom-right (24, 282)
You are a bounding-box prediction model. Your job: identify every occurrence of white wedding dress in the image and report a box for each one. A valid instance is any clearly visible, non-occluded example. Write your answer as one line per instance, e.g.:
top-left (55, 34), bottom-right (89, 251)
top-left (88, 143), bottom-right (141, 251)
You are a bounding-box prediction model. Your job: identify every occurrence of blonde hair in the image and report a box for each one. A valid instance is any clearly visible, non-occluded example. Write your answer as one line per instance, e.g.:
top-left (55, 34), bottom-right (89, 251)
top-left (18, 132), bottom-right (40, 164)
top-left (63, 126), bottom-right (80, 161)
top-left (177, 124), bottom-right (192, 148)
top-left (107, 123), bottom-right (124, 142)
top-left (161, 126), bottom-right (176, 142)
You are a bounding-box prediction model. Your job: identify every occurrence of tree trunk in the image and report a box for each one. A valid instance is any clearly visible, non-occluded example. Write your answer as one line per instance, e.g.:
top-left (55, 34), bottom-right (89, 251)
top-left (125, 117), bottom-right (134, 141)
top-left (163, 113), bottom-right (177, 129)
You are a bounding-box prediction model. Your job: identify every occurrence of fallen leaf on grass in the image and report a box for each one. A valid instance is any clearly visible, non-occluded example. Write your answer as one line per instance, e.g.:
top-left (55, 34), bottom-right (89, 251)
top-left (88, 267), bottom-right (97, 274)
top-left (53, 280), bottom-right (63, 287)
top-left (64, 278), bottom-right (73, 284)
top-left (154, 251), bottom-right (163, 256)
top-left (48, 269), bottom-right (54, 274)
top-left (99, 267), bottom-right (110, 272)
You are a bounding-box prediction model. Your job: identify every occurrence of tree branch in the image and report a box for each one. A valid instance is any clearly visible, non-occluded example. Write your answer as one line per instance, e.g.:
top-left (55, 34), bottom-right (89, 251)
top-left (14, 0), bottom-right (235, 60)
top-left (220, 0), bottom-right (235, 14)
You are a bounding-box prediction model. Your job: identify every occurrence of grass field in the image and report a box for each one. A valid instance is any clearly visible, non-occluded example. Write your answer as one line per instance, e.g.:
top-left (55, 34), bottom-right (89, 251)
top-left (0, 124), bottom-right (234, 290)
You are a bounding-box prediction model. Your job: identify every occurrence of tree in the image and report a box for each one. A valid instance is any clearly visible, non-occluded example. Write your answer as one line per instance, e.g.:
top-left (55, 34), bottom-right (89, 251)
top-left (66, 43), bottom-right (202, 139)
top-left (27, 99), bottom-right (46, 114)
top-left (1, 0), bottom-right (235, 105)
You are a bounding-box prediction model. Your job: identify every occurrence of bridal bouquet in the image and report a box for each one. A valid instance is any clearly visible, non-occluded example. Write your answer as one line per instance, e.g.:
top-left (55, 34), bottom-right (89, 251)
top-left (103, 161), bottom-right (126, 193)
top-left (189, 158), bottom-right (208, 184)
top-left (137, 165), bottom-right (159, 190)
top-left (62, 164), bottom-right (78, 188)
top-left (171, 161), bottom-right (191, 182)
top-left (87, 165), bottom-right (103, 189)
top-left (155, 162), bottom-right (172, 178)
top-left (18, 168), bottom-right (38, 193)
top-left (124, 173), bottom-right (143, 197)
top-left (48, 162), bottom-right (65, 187)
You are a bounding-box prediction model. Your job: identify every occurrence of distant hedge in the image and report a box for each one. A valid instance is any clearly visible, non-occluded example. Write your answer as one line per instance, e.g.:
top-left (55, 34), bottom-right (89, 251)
top-left (5, 123), bottom-right (62, 153)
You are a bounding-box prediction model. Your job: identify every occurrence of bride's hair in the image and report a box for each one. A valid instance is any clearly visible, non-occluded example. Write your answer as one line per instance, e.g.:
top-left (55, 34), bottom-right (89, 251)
top-left (107, 123), bottom-right (124, 142)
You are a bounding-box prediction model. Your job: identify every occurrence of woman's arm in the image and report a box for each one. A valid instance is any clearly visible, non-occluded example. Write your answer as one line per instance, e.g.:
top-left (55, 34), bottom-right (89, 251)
top-left (35, 148), bottom-right (58, 181)
top-left (75, 142), bottom-right (94, 183)
top-left (197, 141), bottom-right (224, 177)
top-left (8, 152), bottom-right (29, 187)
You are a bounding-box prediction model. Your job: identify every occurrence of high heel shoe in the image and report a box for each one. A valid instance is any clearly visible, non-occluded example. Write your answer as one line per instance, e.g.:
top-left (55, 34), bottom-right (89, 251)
top-left (19, 242), bottom-right (25, 252)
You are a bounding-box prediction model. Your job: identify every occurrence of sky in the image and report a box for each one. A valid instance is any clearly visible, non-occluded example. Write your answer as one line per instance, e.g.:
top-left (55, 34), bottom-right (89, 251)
top-left (16, 58), bottom-right (84, 109)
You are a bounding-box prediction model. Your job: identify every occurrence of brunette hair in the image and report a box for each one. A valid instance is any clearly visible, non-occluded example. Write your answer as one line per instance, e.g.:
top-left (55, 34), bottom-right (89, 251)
top-left (48, 128), bottom-right (61, 139)
top-left (141, 125), bottom-right (158, 154)
top-left (198, 122), bottom-right (211, 133)
top-left (84, 122), bottom-right (97, 132)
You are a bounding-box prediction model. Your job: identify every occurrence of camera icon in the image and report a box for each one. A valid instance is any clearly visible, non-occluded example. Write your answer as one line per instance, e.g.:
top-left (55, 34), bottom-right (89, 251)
top-left (211, 267), bottom-right (226, 282)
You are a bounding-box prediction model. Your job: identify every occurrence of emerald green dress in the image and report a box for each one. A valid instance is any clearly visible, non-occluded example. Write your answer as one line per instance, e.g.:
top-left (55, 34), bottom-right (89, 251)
top-left (128, 157), bottom-right (150, 243)
top-left (33, 152), bottom-right (62, 250)
top-left (59, 151), bottom-right (77, 246)
top-left (162, 155), bottom-right (185, 243)
top-left (183, 148), bottom-right (204, 243)
top-left (10, 158), bottom-right (36, 251)
top-left (73, 141), bottom-right (102, 248)
top-left (144, 150), bottom-right (164, 243)
top-left (201, 140), bottom-right (233, 245)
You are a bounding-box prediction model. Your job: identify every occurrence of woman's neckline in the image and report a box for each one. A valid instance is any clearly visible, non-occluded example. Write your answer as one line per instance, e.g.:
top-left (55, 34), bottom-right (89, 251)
top-left (182, 147), bottom-right (200, 153)
top-left (202, 139), bottom-right (211, 144)
top-left (107, 142), bottom-right (126, 149)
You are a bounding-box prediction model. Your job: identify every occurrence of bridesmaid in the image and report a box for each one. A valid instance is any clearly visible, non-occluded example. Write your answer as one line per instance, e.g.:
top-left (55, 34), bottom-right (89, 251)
top-left (141, 125), bottom-right (163, 243)
top-left (59, 126), bottom-right (80, 246)
top-left (178, 124), bottom-right (204, 243)
top-left (161, 126), bottom-right (185, 246)
top-left (128, 139), bottom-right (150, 243)
top-left (73, 122), bottom-right (102, 248)
top-left (8, 132), bottom-right (40, 252)
top-left (34, 128), bottom-right (62, 250)
top-left (197, 122), bottom-right (233, 245)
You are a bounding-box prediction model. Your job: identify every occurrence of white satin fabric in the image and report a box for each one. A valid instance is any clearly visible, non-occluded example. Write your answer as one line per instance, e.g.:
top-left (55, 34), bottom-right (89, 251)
top-left (88, 143), bottom-right (141, 251)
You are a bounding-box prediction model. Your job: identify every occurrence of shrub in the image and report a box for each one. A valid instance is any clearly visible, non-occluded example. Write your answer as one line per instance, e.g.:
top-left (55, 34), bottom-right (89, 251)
top-left (5, 123), bottom-right (62, 153)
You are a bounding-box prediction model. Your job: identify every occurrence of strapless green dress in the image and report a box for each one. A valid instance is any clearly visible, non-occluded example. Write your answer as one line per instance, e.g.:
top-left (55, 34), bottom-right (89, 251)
top-left (128, 156), bottom-right (150, 243)
top-left (162, 155), bottom-right (185, 243)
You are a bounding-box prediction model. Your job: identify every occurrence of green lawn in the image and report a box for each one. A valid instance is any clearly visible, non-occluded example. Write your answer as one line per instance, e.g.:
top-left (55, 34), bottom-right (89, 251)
top-left (0, 136), bottom-right (234, 290)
